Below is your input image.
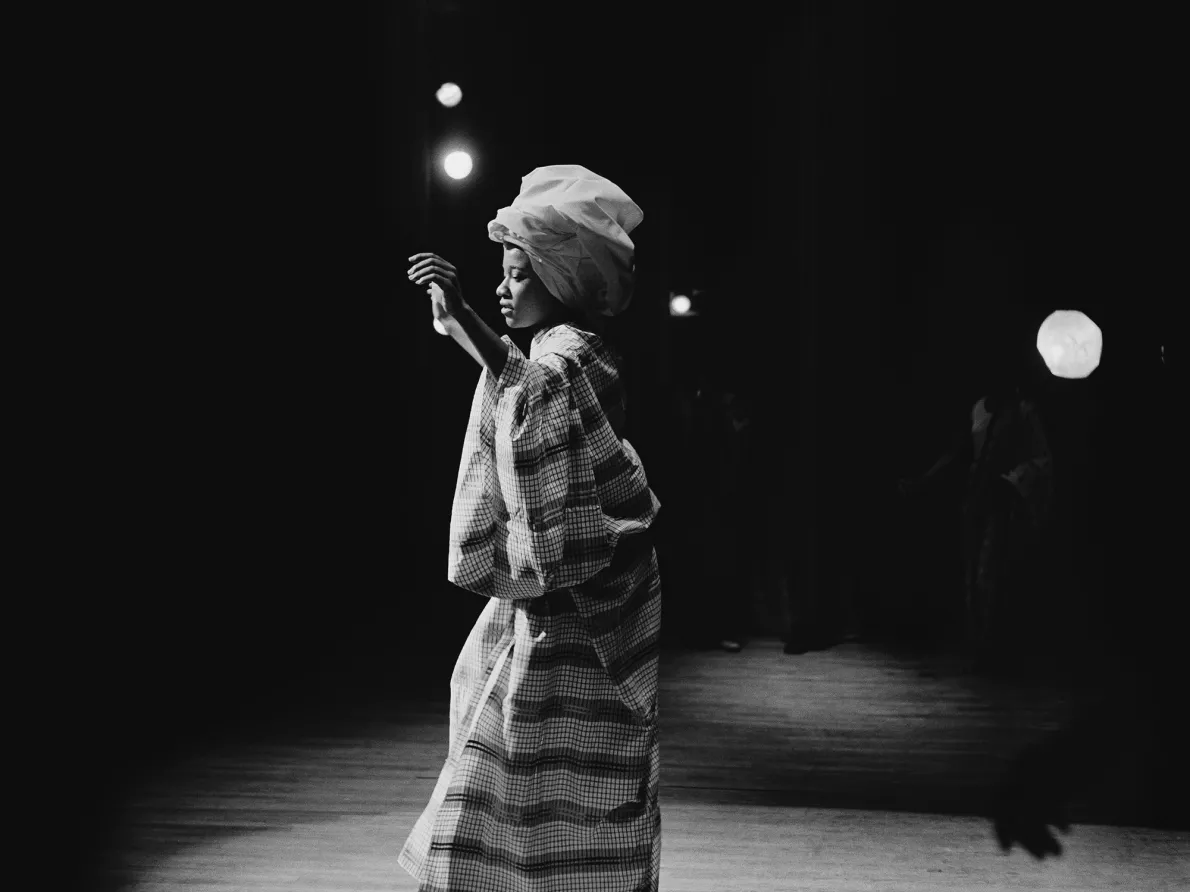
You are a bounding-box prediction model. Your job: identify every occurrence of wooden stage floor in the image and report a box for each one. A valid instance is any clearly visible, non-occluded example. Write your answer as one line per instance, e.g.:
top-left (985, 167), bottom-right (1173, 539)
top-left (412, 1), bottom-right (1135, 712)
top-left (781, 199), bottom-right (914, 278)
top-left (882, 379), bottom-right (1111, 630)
top-left (88, 640), bottom-right (1189, 891)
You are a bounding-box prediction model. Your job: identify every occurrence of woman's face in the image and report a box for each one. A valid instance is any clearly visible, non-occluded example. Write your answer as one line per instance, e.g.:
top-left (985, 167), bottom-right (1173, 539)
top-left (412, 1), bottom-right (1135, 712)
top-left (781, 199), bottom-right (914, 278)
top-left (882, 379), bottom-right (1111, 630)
top-left (496, 245), bottom-right (565, 329)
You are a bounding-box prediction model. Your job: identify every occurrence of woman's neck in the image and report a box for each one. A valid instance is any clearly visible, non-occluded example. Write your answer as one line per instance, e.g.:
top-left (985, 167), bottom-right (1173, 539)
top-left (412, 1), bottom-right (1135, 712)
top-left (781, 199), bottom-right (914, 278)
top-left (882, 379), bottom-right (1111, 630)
top-left (530, 307), bottom-right (583, 337)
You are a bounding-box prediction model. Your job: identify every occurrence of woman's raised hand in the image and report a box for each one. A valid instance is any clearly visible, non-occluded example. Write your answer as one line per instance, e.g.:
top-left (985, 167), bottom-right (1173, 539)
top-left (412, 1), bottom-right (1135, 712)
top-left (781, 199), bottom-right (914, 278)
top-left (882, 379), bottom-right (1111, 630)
top-left (408, 253), bottom-right (466, 319)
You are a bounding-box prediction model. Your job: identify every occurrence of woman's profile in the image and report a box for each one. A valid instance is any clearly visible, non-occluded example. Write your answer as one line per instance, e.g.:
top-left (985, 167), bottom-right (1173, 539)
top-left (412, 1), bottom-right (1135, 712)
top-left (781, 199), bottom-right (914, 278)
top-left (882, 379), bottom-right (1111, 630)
top-left (399, 165), bottom-right (663, 891)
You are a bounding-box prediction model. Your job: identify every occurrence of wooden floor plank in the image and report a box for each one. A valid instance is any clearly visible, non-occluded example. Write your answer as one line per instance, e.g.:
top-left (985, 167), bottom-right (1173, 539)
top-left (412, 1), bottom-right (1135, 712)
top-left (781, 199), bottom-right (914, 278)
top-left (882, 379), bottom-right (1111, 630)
top-left (89, 640), bottom-right (1188, 890)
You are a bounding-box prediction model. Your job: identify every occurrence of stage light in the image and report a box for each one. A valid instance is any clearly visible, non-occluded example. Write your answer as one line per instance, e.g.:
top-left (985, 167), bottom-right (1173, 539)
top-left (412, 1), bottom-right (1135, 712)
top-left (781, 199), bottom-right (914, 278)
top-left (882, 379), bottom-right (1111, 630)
top-left (436, 82), bottom-right (463, 108)
top-left (1036, 309), bottom-right (1102, 379)
top-left (670, 294), bottom-right (692, 315)
top-left (444, 151), bottom-right (473, 180)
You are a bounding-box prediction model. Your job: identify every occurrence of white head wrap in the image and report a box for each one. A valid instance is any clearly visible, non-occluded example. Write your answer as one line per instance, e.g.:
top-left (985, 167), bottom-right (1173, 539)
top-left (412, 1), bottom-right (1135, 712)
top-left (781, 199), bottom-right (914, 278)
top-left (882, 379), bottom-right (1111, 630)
top-left (487, 165), bottom-right (643, 317)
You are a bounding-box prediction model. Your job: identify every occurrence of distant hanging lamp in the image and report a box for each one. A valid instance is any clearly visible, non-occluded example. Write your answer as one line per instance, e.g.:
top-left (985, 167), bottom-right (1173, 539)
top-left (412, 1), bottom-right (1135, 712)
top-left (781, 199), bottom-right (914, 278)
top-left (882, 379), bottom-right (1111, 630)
top-left (1036, 310), bottom-right (1102, 379)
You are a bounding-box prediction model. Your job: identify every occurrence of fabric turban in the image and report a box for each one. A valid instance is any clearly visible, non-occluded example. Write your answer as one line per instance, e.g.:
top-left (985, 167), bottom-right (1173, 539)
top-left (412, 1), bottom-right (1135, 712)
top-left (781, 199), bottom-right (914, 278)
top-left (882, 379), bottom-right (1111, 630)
top-left (487, 165), bottom-right (644, 317)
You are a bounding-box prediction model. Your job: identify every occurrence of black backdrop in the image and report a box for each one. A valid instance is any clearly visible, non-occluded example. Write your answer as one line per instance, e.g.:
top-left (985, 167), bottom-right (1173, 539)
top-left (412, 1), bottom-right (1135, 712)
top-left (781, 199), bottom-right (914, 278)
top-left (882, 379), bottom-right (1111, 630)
top-left (50, 3), bottom-right (1179, 882)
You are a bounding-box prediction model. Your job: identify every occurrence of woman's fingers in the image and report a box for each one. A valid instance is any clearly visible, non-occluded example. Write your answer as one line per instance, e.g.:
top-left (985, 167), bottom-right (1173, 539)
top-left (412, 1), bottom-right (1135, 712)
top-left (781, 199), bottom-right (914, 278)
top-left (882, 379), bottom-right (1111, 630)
top-left (411, 261), bottom-right (453, 276)
top-left (407, 253), bottom-right (457, 274)
top-left (409, 267), bottom-right (454, 287)
top-left (414, 269), bottom-right (455, 287)
top-left (408, 262), bottom-right (457, 284)
top-left (414, 272), bottom-right (463, 308)
top-left (406, 256), bottom-right (462, 313)
top-left (408, 256), bottom-right (447, 273)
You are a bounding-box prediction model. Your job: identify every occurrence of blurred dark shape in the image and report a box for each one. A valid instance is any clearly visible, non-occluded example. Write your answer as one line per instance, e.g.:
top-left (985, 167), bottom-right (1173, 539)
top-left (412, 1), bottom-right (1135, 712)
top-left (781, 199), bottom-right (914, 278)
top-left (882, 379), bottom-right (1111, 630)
top-left (675, 372), bottom-right (761, 651)
top-left (963, 386), bottom-right (1056, 675)
top-left (993, 342), bottom-right (1187, 850)
top-left (781, 516), bottom-right (850, 656)
top-left (898, 369), bottom-right (1058, 676)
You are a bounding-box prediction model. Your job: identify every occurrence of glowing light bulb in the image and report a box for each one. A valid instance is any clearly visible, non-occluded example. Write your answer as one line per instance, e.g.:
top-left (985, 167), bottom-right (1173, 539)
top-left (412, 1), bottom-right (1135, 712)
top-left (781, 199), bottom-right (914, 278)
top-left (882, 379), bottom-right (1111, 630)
top-left (444, 151), bottom-right (472, 180)
top-left (1036, 309), bottom-right (1102, 379)
top-left (432, 318), bottom-right (448, 336)
top-left (436, 82), bottom-right (463, 108)
top-left (670, 295), bottom-right (692, 315)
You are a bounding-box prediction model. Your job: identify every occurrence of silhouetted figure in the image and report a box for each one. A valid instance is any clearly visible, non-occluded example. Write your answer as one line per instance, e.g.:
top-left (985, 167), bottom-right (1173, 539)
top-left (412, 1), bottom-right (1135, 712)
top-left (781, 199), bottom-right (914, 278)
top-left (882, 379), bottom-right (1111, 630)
top-left (993, 348), bottom-right (1186, 855)
top-left (900, 380), bottom-right (1054, 674)
top-left (686, 379), bottom-right (757, 651)
top-left (963, 385), bottom-right (1055, 672)
top-left (782, 506), bottom-right (849, 655)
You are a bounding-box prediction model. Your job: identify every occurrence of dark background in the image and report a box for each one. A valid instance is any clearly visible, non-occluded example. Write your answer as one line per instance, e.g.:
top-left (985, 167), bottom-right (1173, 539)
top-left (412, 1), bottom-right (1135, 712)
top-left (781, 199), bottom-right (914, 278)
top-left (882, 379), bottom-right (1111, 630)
top-left (50, 0), bottom-right (1179, 878)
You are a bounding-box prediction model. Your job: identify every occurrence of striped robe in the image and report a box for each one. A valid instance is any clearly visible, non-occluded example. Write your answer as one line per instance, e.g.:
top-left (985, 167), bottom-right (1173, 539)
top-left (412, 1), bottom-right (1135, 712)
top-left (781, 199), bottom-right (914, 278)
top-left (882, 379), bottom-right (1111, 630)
top-left (399, 323), bottom-right (663, 892)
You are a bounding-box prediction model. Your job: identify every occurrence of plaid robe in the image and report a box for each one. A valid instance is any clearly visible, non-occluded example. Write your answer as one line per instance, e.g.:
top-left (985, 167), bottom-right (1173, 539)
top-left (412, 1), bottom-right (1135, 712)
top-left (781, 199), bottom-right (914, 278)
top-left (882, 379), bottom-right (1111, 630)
top-left (399, 323), bottom-right (663, 892)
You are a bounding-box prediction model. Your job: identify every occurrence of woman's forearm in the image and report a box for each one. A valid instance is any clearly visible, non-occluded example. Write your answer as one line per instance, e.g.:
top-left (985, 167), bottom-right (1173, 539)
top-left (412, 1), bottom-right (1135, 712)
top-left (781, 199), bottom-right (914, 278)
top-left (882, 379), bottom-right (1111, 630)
top-left (453, 305), bottom-right (509, 378)
top-left (440, 315), bottom-right (485, 369)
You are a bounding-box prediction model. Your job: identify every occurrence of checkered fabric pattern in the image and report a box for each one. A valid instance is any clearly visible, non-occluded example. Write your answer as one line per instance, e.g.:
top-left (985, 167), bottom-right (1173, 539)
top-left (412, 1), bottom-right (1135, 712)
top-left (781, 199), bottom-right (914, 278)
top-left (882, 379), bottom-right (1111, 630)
top-left (399, 323), bottom-right (663, 892)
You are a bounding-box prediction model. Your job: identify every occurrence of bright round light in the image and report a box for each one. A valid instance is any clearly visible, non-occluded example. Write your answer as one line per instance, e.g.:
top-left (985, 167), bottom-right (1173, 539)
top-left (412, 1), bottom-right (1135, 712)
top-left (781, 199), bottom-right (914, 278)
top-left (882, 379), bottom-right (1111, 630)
top-left (670, 295), bottom-right (692, 315)
top-left (436, 82), bottom-right (463, 108)
top-left (432, 318), bottom-right (448, 336)
top-left (444, 151), bottom-right (473, 180)
top-left (1036, 309), bottom-right (1102, 379)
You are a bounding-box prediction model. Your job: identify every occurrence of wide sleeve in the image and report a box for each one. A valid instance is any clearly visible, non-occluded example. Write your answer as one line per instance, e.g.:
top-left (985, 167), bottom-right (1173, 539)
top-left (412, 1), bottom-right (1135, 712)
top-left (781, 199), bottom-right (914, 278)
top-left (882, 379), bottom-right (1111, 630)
top-left (446, 335), bottom-right (613, 600)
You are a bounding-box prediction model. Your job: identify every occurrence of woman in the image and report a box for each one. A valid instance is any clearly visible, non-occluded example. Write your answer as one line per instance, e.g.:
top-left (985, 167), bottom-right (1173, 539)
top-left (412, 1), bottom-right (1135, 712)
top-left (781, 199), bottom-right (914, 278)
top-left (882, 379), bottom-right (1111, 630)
top-left (398, 166), bottom-right (662, 892)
